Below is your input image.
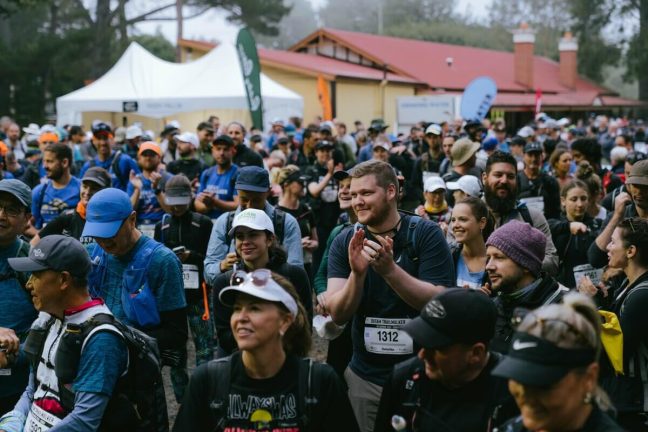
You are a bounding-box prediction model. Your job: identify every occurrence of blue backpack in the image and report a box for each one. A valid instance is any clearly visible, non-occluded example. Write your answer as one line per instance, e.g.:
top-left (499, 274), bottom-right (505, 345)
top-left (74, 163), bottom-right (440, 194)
top-left (88, 238), bottom-right (163, 328)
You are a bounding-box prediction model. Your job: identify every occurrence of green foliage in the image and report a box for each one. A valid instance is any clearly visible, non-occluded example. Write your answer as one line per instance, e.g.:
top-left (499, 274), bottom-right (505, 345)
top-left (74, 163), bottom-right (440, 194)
top-left (0, 0), bottom-right (290, 124)
top-left (131, 33), bottom-right (176, 62)
top-left (253, 0), bottom-right (317, 49)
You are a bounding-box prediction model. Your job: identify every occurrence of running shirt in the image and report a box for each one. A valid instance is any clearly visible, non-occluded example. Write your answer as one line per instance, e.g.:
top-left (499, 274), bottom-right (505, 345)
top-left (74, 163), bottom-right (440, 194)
top-left (127, 171), bottom-right (173, 224)
top-left (198, 164), bottom-right (238, 219)
top-left (455, 254), bottom-right (485, 290)
top-left (31, 177), bottom-right (81, 229)
top-left (79, 152), bottom-right (140, 191)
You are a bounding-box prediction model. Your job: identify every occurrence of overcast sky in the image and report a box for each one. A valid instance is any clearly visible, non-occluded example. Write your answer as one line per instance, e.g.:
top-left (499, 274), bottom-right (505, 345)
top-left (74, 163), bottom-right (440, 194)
top-left (136, 0), bottom-right (492, 47)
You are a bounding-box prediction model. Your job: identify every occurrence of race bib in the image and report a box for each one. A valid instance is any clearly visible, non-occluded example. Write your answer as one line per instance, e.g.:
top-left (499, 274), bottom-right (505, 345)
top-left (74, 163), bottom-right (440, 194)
top-left (520, 196), bottom-right (545, 213)
top-left (0, 367), bottom-right (10, 376)
top-left (574, 264), bottom-right (603, 286)
top-left (138, 224), bottom-right (156, 239)
top-left (457, 278), bottom-right (481, 290)
top-left (25, 403), bottom-right (62, 432)
top-left (182, 264), bottom-right (200, 290)
top-left (364, 317), bottom-right (413, 355)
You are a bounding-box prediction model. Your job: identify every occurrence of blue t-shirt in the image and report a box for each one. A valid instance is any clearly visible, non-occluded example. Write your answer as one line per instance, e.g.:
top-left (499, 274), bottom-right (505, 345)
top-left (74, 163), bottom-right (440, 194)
top-left (127, 172), bottom-right (172, 224)
top-left (85, 236), bottom-right (186, 326)
top-left (198, 164), bottom-right (238, 219)
top-left (32, 177), bottom-right (81, 229)
top-left (80, 152), bottom-right (140, 191)
top-left (73, 332), bottom-right (128, 395)
top-left (327, 215), bottom-right (454, 386)
top-left (455, 254), bottom-right (485, 290)
top-left (0, 239), bottom-right (37, 398)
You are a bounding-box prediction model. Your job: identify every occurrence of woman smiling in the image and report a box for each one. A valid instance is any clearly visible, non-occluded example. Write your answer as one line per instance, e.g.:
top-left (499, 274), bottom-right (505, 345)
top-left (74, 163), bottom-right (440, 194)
top-left (211, 208), bottom-right (312, 357)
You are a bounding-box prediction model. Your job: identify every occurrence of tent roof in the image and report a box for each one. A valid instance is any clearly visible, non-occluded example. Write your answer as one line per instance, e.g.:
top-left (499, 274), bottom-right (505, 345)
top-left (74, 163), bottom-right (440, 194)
top-left (56, 42), bottom-right (302, 124)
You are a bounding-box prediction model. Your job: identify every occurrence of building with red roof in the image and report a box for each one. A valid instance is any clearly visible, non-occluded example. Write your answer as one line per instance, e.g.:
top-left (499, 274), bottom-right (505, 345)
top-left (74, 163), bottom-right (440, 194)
top-left (178, 26), bottom-right (642, 129)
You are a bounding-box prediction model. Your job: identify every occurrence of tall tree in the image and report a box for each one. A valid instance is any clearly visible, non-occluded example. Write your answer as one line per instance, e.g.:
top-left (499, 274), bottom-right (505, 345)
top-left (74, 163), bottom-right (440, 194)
top-left (621, 0), bottom-right (648, 102)
top-left (253, 0), bottom-right (316, 49)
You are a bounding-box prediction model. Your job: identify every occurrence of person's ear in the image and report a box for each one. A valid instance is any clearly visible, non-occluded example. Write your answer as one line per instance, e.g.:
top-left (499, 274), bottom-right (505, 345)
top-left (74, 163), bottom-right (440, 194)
top-left (478, 217), bottom-right (487, 231)
top-left (59, 271), bottom-right (73, 292)
top-left (628, 244), bottom-right (638, 260)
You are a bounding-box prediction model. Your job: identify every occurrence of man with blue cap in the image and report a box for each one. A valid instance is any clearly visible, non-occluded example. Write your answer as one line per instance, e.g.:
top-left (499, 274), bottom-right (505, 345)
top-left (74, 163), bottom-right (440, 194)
top-left (204, 166), bottom-right (303, 285)
top-left (82, 188), bottom-right (188, 401)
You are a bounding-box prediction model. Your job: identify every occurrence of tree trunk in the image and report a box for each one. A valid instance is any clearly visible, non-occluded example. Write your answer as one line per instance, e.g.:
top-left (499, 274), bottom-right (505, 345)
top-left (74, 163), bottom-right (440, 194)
top-left (639, 0), bottom-right (648, 103)
top-left (118, 0), bottom-right (128, 52)
top-left (176, 0), bottom-right (183, 62)
top-left (91, 0), bottom-right (113, 79)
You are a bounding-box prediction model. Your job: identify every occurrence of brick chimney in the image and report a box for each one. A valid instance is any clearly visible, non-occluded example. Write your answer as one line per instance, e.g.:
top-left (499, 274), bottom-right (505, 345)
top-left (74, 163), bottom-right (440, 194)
top-left (512, 23), bottom-right (535, 89)
top-left (559, 32), bottom-right (578, 89)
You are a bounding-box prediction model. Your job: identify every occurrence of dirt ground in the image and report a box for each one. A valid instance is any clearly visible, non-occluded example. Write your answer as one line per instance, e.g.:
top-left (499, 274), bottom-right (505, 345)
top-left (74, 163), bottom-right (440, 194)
top-left (163, 334), bottom-right (329, 427)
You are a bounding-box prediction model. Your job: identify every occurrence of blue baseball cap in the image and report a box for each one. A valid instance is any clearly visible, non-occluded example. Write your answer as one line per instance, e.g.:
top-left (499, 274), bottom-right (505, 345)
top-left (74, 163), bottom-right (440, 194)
top-left (82, 188), bottom-right (133, 238)
top-left (235, 166), bottom-right (270, 192)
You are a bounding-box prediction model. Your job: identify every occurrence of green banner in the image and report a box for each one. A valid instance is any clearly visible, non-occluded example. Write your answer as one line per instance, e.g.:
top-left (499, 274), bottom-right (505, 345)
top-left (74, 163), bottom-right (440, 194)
top-left (236, 28), bottom-right (263, 131)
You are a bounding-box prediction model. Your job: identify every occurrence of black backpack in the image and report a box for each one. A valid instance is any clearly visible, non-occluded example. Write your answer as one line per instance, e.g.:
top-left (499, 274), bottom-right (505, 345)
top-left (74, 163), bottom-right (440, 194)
top-left (26, 313), bottom-right (169, 432)
top-left (207, 353), bottom-right (322, 429)
top-left (225, 208), bottom-right (286, 245)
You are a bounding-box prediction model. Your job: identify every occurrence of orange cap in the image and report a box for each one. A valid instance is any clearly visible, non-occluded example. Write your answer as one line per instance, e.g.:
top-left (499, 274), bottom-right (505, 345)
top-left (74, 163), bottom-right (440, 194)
top-left (138, 141), bottom-right (162, 157)
top-left (38, 132), bottom-right (60, 144)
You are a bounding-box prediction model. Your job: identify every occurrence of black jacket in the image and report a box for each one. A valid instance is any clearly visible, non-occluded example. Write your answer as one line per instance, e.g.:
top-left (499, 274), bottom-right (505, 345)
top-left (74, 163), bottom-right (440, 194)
top-left (517, 170), bottom-right (561, 220)
top-left (233, 143), bottom-right (263, 168)
top-left (491, 274), bottom-right (569, 354)
top-left (548, 213), bottom-right (602, 288)
top-left (497, 406), bottom-right (624, 432)
top-left (154, 211), bottom-right (213, 303)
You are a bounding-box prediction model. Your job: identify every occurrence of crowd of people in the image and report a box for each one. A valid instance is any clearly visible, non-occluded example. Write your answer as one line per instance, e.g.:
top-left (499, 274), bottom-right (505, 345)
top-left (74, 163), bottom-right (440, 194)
top-left (0, 112), bottom-right (647, 431)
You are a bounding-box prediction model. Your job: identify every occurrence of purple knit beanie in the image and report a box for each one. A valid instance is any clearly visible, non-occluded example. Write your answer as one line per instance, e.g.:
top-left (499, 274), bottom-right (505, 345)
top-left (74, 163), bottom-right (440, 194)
top-left (486, 220), bottom-right (546, 276)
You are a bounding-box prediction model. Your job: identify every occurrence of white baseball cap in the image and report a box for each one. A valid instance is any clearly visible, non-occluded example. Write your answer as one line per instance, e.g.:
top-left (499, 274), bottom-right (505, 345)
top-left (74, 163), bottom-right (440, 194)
top-left (219, 269), bottom-right (298, 317)
top-left (125, 125), bottom-right (142, 140)
top-left (446, 175), bottom-right (482, 197)
top-left (175, 132), bottom-right (199, 148)
top-left (424, 176), bottom-right (446, 192)
top-left (228, 209), bottom-right (275, 237)
top-left (517, 126), bottom-right (535, 138)
top-left (425, 124), bottom-right (442, 136)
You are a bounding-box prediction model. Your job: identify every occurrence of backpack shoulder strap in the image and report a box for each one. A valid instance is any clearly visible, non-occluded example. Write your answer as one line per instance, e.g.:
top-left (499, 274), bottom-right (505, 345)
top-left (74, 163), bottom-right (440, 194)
top-left (297, 357), bottom-right (320, 428)
top-left (225, 211), bottom-right (236, 245)
top-left (273, 208), bottom-right (286, 243)
top-left (207, 356), bottom-right (233, 428)
top-left (515, 204), bottom-right (533, 225)
top-left (36, 180), bottom-right (50, 217)
top-left (543, 282), bottom-right (570, 306)
top-left (405, 215), bottom-right (421, 262)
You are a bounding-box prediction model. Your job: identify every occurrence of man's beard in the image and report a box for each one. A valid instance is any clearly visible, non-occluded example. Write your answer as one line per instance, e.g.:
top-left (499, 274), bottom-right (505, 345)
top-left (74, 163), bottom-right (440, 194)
top-left (484, 183), bottom-right (516, 215)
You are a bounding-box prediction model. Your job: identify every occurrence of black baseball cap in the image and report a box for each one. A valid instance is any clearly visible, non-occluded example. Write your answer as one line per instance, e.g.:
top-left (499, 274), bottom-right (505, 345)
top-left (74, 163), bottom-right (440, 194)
top-left (0, 179), bottom-right (32, 208)
top-left (235, 166), bottom-right (270, 192)
top-left (9, 235), bottom-right (91, 278)
top-left (82, 167), bottom-right (111, 189)
top-left (277, 137), bottom-right (290, 145)
top-left (315, 140), bottom-right (334, 150)
top-left (333, 170), bottom-right (350, 182)
top-left (214, 134), bottom-right (234, 147)
top-left (524, 142), bottom-right (543, 154)
top-left (403, 288), bottom-right (496, 349)
top-left (491, 331), bottom-right (596, 387)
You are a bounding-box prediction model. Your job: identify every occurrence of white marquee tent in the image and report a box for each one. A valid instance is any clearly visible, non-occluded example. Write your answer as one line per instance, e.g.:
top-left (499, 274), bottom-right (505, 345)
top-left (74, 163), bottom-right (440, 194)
top-left (56, 42), bottom-right (303, 126)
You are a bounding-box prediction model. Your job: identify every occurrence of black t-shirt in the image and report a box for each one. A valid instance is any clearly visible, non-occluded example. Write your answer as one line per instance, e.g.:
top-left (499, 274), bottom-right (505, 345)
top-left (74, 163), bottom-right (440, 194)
top-left (375, 354), bottom-right (518, 432)
top-left (327, 214), bottom-right (455, 385)
top-left (38, 209), bottom-right (93, 245)
top-left (172, 353), bottom-right (359, 432)
top-left (166, 158), bottom-right (207, 182)
top-left (277, 203), bottom-right (316, 238)
top-left (212, 261), bottom-right (313, 354)
top-left (305, 163), bottom-right (340, 230)
top-left (517, 171), bottom-right (561, 221)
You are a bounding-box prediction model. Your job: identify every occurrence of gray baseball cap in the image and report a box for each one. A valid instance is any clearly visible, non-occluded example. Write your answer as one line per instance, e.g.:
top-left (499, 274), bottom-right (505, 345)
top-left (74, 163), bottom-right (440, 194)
top-left (9, 235), bottom-right (92, 278)
top-left (165, 175), bottom-right (192, 206)
top-left (0, 179), bottom-right (32, 208)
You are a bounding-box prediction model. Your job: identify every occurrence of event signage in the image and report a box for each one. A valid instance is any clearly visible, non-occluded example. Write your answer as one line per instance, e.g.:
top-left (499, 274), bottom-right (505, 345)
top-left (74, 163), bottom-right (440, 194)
top-left (122, 101), bottom-right (138, 113)
top-left (460, 77), bottom-right (497, 121)
top-left (236, 28), bottom-right (263, 130)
